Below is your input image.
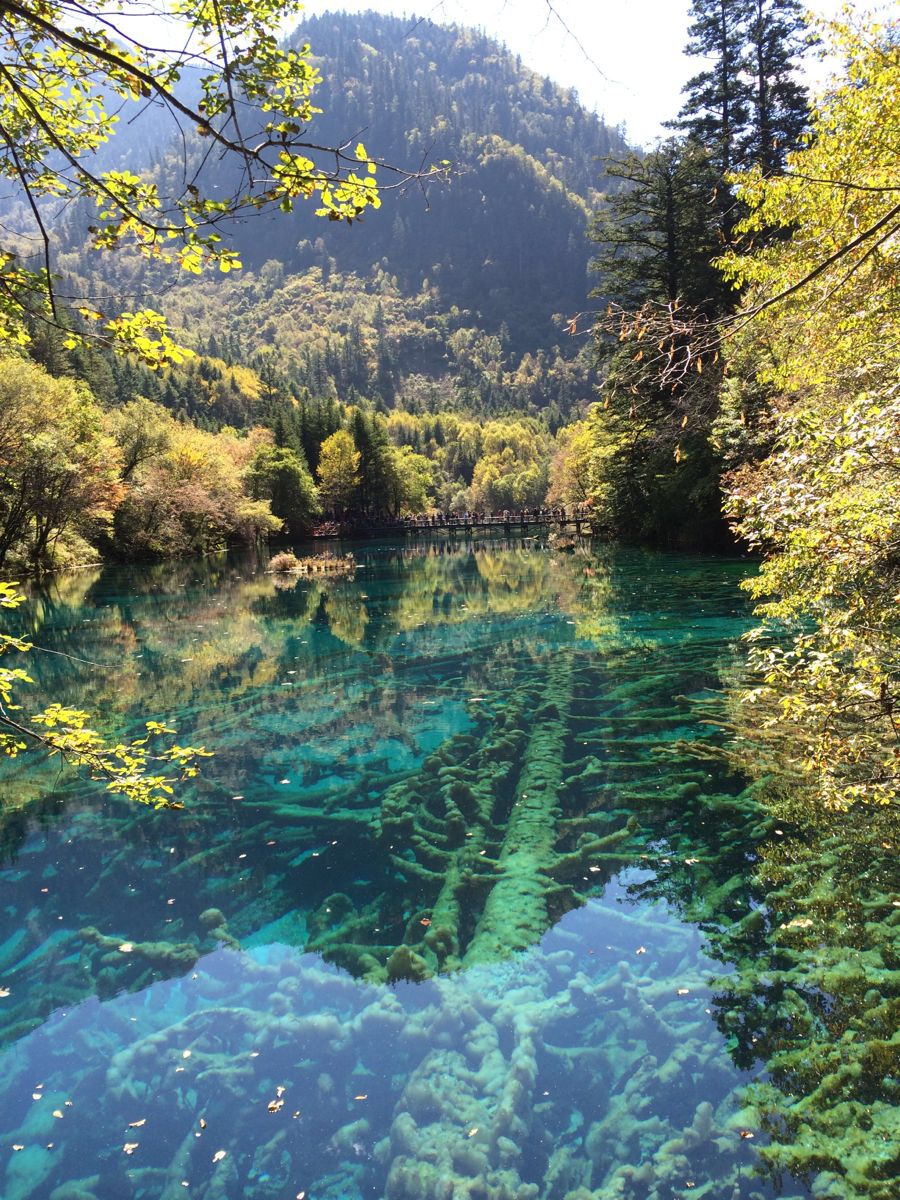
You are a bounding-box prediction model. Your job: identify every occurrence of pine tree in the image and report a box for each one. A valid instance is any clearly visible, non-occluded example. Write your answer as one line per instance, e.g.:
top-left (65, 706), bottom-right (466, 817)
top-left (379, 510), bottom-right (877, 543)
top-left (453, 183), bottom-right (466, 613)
top-left (744, 0), bottom-right (810, 174)
top-left (675, 0), bottom-right (752, 185)
top-left (592, 141), bottom-right (723, 314)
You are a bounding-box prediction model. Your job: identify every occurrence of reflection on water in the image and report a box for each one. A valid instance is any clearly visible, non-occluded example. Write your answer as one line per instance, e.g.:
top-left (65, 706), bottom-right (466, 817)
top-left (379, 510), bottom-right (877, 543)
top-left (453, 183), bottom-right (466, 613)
top-left (0, 540), bottom-right (892, 1198)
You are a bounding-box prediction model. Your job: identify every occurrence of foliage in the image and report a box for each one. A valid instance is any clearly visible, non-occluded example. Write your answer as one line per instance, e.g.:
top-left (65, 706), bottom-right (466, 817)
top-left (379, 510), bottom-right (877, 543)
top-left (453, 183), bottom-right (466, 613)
top-left (269, 551), bottom-right (301, 573)
top-left (674, 0), bottom-right (809, 187)
top-left (150, 263), bottom-right (598, 424)
top-left (247, 445), bottom-right (321, 537)
top-left (111, 414), bottom-right (281, 557)
top-left (719, 16), bottom-right (900, 807)
top-left (583, 138), bottom-right (731, 546)
top-left (0, 355), bottom-right (123, 570)
top-left (570, 0), bottom-right (811, 549)
top-left (674, 0), bottom-right (753, 183)
top-left (386, 446), bottom-right (434, 515)
top-left (104, 397), bottom-right (173, 481)
top-left (546, 420), bottom-right (595, 508)
top-left (465, 419), bottom-right (552, 512)
top-left (0, 0), bottom-right (394, 364)
top-left (744, 0), bottom-right (811, 174)
top-left (0, 581), bottom-right (210, 805)
top-left (316, 429), bottom-right (361, 514)
top-left (592, 141), bottom-right (724, 311)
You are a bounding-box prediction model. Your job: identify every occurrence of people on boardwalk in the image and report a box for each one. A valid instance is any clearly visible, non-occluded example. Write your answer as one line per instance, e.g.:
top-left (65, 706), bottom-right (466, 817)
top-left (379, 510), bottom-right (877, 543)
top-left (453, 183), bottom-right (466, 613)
top-left (310, 504), bottom-right (591, 538)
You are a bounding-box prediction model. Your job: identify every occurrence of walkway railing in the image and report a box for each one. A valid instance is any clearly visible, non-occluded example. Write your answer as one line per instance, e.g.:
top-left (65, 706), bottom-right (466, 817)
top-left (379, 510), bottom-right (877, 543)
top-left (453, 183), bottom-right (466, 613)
top-left (312, 511), bottom-right (597, 538)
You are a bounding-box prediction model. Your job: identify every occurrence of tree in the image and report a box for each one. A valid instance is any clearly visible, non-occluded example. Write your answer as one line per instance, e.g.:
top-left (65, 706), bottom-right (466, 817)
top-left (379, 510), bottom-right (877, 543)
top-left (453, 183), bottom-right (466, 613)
top-left (0, 0), bottom-right (427, 363)
top-left (744, 0), bottom-right (810, 174)
top-left (468, 419), bottom-right (551, 511)
top-left (547, 420), bottom-right (595, 507)
top-left (349, 408), bottom-right (395, 515)
top-left (105, 397), bottom-right (173, 481)
top-left (674, 0), bottom-right (752, 199)
top-left (247, 444), bottom-right (321, 536)
top-left (0, 355), bottom-right (123, 569)
top-left (587, 139), bottom-right (730, 547)
top-left (316, 429), bottom-right (361, 514)
top-left (386, 446), bottom-right (433, 515)
top-left (717, 15), bottom-right (899, 807)
top-left (592, 141), bottom-right (723, 312)
top-left (113, 422), bottom-right (280, 557)
top-left (581, 1), bottom-right (812, 546)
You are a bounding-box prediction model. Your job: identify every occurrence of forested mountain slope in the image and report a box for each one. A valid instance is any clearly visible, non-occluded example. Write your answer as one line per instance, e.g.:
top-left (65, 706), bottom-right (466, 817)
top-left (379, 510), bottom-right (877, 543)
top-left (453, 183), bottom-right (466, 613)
top-left (276, 9), bottom-right (626, 341)
top-left (50, 10), bottom-right (629, 415)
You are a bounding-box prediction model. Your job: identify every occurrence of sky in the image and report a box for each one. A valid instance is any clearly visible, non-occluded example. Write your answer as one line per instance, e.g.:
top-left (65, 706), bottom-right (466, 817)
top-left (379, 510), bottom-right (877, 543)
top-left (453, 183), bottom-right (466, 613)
top-left (297, 0), bottom-right (853, 146)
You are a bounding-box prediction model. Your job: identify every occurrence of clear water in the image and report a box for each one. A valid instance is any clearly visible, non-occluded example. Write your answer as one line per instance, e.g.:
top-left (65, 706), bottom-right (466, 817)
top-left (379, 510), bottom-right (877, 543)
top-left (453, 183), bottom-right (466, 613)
top-left (0, 540), bottom-right (887, 1200)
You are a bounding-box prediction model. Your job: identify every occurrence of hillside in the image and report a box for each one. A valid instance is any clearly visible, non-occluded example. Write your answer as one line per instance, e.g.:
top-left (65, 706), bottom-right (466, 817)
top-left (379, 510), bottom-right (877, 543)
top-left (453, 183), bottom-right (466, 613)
top-left (276, 9), bottom-right (627, 342)
top-left (51, 10), bottom-right (629, 417)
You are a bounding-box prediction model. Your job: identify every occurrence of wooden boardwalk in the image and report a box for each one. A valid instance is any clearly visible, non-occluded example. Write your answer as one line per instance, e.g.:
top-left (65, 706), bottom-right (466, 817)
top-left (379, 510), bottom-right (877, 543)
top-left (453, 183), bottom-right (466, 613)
top-left (312, 513), bottom-right (595, 539)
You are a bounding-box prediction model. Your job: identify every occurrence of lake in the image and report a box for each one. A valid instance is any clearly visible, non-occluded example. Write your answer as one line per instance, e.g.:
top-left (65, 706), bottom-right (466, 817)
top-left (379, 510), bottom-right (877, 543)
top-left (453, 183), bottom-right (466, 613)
top-left (0, 540), bottom-right (893, 1200)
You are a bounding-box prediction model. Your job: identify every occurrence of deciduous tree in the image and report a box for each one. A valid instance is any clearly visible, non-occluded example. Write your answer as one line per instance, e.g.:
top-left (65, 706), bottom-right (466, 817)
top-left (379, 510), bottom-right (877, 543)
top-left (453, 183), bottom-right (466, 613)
top-left (719, 15), bottom-right (899, 807)
top-left (316, 429), bottom-right (361, 514)
top-left (0, 355), bottom-right (123, 570)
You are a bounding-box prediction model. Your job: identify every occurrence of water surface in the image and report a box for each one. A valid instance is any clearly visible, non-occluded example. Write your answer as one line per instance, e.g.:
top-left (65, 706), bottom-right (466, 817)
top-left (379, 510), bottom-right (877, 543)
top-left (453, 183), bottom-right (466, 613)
top-left (1, 540), bottom-right (886, 1199)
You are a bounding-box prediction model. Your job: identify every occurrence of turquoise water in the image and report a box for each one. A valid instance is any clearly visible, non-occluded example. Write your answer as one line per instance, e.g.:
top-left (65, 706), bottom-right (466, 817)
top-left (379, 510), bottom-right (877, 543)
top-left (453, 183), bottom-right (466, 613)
top-left (0, 540), bottom-right (887, 1199)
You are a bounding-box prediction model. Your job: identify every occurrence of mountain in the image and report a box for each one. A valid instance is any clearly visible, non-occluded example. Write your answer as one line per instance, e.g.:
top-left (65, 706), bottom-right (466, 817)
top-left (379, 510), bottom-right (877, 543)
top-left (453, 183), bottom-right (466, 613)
top-left (51, 11), bottom-right (631, 418)
top-left (274, 10), bottom-right (628, 345)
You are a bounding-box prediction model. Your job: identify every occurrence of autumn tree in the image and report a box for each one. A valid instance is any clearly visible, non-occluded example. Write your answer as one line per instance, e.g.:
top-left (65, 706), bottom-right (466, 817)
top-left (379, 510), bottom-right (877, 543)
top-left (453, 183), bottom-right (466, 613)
top-left (718, 15), bottom-right (899, 807)
top-left (112, 422), bottom-right (280, 557)
top-left (468, 419), bottom-right (551, 511)
top-left (385, 446), bottom-right (434, 515)
top-left (0, 355), bottom-right (123, 569)
top-left (105, 397), bottom-right (173, 481)
top-left (547, 420), bottom-right (595, 508)
top-left (317, 429), bottom-right (361, 514)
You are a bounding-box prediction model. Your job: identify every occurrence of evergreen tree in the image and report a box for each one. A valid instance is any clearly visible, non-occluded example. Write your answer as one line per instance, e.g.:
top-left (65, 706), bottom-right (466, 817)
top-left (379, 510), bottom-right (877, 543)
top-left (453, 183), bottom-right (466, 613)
top-left (675, 0), bottom-right (752, 189)
top-left (744, 0), bottom-right (810, 173)
top-left (349, 409), bottom-right (396, 515)
top-left (592, 141), bottom-right (723, 313)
